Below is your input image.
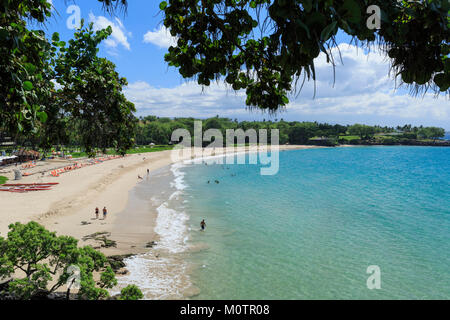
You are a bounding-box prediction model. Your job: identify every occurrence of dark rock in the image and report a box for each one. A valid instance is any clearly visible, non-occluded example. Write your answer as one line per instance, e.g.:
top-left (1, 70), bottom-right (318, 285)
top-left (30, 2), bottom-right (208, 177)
top-left (145, 241), bottom-right (157, 248)
top-left (116, 268), bottom-right (129, 276)
top-left (30, 290), bottom-right (52, 300)
top-left (107, 254), bottom-right (134, 273)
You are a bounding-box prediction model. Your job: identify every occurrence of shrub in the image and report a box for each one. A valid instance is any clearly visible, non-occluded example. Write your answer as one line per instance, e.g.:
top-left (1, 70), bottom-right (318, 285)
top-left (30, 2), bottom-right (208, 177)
top-left (378, 137), bottom-right (399, 145)
top-left (120, 285), bottom-right (144, 300)
top-left (401, 133), bottom-right (417, 140)
top-left (0, 222), bottom-right (129, 300)
top-left (348, 139), bottom-right (362, 145)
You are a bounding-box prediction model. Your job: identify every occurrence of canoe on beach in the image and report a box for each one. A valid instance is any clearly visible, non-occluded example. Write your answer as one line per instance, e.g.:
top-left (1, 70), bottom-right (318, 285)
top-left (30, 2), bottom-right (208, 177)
top-left (2, 183), bottom-right (59, 187)
top-left (0, 182), bottom-right (59, 193)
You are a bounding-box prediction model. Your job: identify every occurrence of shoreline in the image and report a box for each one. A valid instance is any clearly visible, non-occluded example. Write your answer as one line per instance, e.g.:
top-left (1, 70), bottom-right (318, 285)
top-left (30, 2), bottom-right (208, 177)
top-left (0, 145), bottom-right (322, 298)
top-left (3, 144), bottom-right (440, 298)
top-left (111, 145), bottom-right (327, 299)
top-left (0, 145), bottom-right (320, 253)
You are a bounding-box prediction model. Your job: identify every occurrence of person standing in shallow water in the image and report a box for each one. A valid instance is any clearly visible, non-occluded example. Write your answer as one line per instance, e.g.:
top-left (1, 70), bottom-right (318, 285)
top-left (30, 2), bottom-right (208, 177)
top-left (95, 207), bottom-right (99, 219)
top-left (200, 219), bottom-right (206, 231)
top-left (103, 207), bottom-right (107, 220)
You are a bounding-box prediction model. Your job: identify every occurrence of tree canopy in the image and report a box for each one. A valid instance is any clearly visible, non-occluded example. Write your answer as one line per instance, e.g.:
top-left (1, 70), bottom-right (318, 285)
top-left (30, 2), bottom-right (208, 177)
top-left (348, 123), bottom-right (376, 140)
top-left (1, 0), bottom-right (448, 150)
top-left (157, 0), bottom-right (449, 111)
top-left (0, 0), bottom-right (53, 133)
top-left (0, 222), bottom-right (143, 300)
top-left (418, 126), bottom-right (445, 140)
top-left (0, 1), bottom-right (136, 155)
top-left (134, 115), bottom-right (446, 146)
top-left (53, 21), bottom-right (137, 155)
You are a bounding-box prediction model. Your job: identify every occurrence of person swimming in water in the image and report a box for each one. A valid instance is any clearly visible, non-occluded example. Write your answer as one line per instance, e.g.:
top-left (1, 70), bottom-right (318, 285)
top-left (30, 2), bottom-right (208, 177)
top-left (200, 219), bottom-right (206, 231)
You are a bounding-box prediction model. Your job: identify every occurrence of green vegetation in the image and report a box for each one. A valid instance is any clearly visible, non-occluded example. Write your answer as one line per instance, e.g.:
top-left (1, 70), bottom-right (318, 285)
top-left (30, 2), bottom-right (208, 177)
top-left (0, 176), bottom-right (8, 185)
top-left (125, 145), bottom-right (174, 154)
top-left (136, 115), bottom-right (349, 146)
top-left (119, 285), bottom-right (144, 301)
top-left (66, 146), bottom-right (174, 159)
top-left (160, 0), bottom-right (449, 111)
top-left (136, 116), bottom-right (448, 147)
top-left (1, 0), bottom-right (449, 141)
top-left (0, 222), bottom-right (143, 300)
top-left (417, 127), bottom-right (446, 141)
top-left (1, 1), bottom-right (136, 156)
top-left (339, 136), bottom-right (361, 142)
top-left (348, 124), bottom-right (376, 140)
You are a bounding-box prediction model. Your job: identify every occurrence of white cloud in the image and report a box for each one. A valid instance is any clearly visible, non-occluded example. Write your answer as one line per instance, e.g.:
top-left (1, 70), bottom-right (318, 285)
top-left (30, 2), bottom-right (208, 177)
top-left (124, 44), bottom-right (450, 128)
top-left (125, 81), bottom-right (248, 118)
top-left (143, 26), bottom-right (178, 49)
top-left (88, 13), bottom-right (131, 51)
top-left (283, 44), bottom-right (449, 127)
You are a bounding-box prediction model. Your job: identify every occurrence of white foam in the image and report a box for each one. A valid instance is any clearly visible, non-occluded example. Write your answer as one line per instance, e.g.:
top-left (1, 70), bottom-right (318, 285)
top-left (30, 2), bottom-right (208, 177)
top-left (112, 162), bottom-right (193, 299)
top-left (113, 253), bottom-right (189, 300)
top-left (169, 190), bottom-right (182, 201)
top-left (170, 162), bottom-right (188, 190)
top-left (155, 202), bottom-right (189, 254)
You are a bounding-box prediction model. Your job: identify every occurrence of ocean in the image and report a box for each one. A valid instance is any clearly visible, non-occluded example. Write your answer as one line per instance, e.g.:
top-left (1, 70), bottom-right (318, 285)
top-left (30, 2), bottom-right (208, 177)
top-left (182, 146), bottom-right (450, 299)
top-left (118, 146), bottom-right (450, 299)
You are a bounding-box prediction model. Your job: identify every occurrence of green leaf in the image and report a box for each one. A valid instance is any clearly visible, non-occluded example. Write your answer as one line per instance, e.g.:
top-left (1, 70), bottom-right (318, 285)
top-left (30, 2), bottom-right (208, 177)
top-left (159, 1), bottom-right (168, 10)
top-left (37, 111), bottom-right (48, 123)
top-left (320, 21), bottom-right (337, 41)
top-left (0, 28), bottom-right (9, 41)
top-left (296, 19), bottom-right (311, 39)
top-left (23, 81), bottom-right (34, 91)
top-left (303, 0), bottom-right (313, 12)
top-left (341, 0), bottom-right (361, 24)
top-left (250, 1), bottom-right (257, 9)
top-left (25, 63), bottom-right (37, 74)
top-left (52, 32), bottom-right (60, 42)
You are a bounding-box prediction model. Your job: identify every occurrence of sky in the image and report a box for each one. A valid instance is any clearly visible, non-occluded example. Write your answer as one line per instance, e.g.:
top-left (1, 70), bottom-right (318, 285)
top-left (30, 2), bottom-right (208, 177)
top-left (42, 0), bottom-right (450, 130)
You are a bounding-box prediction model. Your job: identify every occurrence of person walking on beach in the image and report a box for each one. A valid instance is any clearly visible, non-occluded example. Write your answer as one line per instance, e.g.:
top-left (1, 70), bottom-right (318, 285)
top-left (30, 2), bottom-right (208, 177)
top-left (200, 219), bottom-right (206, 231)
top-left (95, 207), bottom-right (99, 219)
top-left (103, 207), bottom-right (108, 220)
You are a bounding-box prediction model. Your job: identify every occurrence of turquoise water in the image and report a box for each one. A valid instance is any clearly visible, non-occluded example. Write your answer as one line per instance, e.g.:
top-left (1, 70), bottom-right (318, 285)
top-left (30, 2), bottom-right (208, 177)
top-left (182, 147), bottom-right (450, 299)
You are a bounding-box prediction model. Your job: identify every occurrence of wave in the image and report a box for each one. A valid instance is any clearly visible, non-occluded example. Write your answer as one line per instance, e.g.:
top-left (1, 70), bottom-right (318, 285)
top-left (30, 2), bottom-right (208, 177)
top-left (170, 162), bottom-right (188, 190)
top-left (114, 162), bottom-right (192, 299)
top-left (113, 253), bottom-right (190, 300)
top-left (154, 202), bottom-right (189, 254)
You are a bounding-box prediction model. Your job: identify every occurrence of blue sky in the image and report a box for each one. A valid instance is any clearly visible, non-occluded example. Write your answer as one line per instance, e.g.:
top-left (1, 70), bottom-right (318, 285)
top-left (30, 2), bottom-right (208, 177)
top-left (43, 0), bottom-right (449, 129)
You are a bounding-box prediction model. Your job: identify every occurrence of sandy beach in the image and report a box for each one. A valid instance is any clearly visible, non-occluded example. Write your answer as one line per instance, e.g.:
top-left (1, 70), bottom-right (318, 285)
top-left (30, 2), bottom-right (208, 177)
top-left (0, 145), bottom-right (321, 296)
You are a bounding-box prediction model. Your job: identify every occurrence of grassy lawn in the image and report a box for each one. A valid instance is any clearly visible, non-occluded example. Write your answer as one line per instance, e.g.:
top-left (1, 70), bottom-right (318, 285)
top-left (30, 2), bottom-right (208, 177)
top-left (68, 145), bottom-right (174, 158)
top-left (0, 176), bottom-right (8, 185)
top-left (339, 135), bottom-right (361, 141)
top-left (125, 145), bottom-right (174, 154)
